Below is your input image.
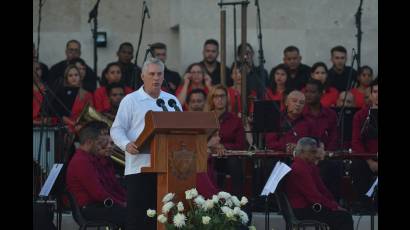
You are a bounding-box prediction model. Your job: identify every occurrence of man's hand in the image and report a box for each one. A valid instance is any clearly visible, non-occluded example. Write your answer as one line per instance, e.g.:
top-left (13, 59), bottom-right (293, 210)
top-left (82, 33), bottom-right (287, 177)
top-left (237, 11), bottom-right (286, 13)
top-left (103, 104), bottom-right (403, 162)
top-left (126, 142), bottom-right (139, 154)
top-left (367, 159), bottom-right (378, 173)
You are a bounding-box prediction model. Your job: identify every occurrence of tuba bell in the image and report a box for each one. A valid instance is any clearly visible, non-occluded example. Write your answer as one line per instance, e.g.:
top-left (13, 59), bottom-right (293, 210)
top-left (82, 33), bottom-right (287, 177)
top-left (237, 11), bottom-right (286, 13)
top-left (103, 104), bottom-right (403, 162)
top-left (76, 103), bottom-right (125, 166)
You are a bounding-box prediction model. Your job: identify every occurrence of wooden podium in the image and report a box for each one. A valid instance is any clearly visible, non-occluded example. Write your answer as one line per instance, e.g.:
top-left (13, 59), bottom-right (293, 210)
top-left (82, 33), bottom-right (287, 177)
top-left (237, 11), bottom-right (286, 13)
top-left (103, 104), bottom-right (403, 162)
top-left (135, 111), bottom-right (219, 229)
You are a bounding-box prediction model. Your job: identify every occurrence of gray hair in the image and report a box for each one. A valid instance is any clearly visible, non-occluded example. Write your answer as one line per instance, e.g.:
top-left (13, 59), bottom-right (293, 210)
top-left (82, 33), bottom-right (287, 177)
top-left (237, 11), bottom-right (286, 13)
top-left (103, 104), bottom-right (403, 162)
top-left (142, 57), bottom-right (164, 74)
top-left (294, 137), bottom-right (318, 155)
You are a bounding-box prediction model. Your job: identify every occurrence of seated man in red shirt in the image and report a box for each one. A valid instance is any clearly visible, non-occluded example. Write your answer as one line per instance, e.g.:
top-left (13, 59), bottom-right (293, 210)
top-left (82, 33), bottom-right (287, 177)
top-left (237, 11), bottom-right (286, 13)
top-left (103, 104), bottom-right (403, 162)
top-left (66, 121), bottom-right (126, 228)
top-left (285, 137), bottom-right (353, 230)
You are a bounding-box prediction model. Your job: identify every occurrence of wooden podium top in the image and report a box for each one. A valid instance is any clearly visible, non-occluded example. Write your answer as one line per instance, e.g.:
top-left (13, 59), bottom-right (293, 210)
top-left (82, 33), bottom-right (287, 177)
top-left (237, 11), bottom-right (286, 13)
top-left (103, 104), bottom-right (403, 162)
top-left (135, 111), bottom-right (219, 147)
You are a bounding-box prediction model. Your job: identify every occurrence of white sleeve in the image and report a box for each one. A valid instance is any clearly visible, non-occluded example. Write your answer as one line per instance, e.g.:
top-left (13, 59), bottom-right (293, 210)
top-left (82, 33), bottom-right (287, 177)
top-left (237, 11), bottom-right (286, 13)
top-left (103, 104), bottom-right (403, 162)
top-left (110, 97), bottom-right (132, 151)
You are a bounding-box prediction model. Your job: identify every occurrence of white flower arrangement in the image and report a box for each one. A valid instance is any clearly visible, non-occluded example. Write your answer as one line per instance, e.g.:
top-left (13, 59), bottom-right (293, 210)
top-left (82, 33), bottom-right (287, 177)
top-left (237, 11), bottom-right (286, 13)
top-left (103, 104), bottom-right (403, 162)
top-left (147, 187), bottom-right (251, 229)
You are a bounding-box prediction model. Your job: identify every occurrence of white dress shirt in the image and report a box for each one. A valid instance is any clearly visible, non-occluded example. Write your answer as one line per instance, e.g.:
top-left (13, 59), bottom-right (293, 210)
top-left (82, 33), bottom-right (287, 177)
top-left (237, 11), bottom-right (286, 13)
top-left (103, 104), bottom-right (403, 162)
top-left (110, 86), bottom-right (182, 175)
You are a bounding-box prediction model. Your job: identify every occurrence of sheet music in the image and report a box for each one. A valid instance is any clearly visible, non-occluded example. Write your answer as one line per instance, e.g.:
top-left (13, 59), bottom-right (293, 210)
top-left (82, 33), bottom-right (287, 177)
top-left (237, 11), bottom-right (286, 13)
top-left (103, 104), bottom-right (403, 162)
top-left (366, 177), bottom-right (378, 197)
top-left (261, 161), bottom-right (291, 196)
top-left (39, 164), bottom-right (63, 197)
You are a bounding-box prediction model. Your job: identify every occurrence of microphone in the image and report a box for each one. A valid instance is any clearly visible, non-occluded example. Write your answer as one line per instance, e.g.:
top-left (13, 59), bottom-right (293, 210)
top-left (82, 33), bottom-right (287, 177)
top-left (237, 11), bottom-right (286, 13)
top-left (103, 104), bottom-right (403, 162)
top-left (88, 0), bottom-right (101, 23)
top-left (167, 99), bottom-right (181, 112)
top-left (156, 98), bottom-right (168, 111)
top-left (144, 1), bottom-right (150, 19)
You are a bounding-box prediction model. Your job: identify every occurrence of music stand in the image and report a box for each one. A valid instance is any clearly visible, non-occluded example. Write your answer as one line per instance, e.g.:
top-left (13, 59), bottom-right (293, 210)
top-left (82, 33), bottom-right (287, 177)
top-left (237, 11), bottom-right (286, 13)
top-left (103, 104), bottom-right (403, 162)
top-left (332, 107), bottom-right (359, 148)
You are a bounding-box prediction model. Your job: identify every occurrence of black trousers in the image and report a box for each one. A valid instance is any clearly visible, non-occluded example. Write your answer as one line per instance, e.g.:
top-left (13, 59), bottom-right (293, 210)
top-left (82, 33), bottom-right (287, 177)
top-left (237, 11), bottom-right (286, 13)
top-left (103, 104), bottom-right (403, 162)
top-left (293, 207), bottom-right (354, 230)
top-left (125, 173), bottom-right (157, 230)
top-left (81, 203), bottom-right (126, 228)
top-left (214, 157), bottom-right (244, 196)
top-left (319, 159), bottom-right (344, 202)
top-left (351, 159), bottom-right (377, 210)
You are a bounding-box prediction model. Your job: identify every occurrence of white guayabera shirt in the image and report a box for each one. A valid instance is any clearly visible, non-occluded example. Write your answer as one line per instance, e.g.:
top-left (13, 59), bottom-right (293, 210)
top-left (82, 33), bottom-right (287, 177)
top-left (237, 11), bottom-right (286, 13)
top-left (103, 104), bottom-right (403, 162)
top-left (111, 86), bottom-right (182, 175)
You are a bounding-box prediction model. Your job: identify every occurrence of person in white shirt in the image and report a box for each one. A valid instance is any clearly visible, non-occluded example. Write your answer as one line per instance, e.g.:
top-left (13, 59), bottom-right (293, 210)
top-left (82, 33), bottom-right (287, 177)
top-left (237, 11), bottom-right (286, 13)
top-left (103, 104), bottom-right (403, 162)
top-left (111, 58), bottom-right (182, 230)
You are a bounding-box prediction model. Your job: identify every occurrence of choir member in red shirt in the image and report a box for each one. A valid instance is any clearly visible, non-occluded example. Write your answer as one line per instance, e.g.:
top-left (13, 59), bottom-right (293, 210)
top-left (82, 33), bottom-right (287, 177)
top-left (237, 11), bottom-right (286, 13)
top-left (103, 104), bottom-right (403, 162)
top-left (207, 84), bottom-right (246, 196)
top-left (249, 64), bottom-right (292, 114)
top-left (309, 62), bottom-right (339, 108)
top-left (51, 65), bottom-right (94, 131)
top-left (66, 121), bottom-right (126, 228)
top-left (265, 90), bottom-right (314, 151)
top-left (227, 62), bottom-right (243, 117)
top-left (351, 78), bottom-right (378, 207)
top-left (350, 65), bottom-right (373, 109)
top-left (176, 63), bottom-right (212, 109)
top-left (285, 137), bottom-right (353, 230)
top-left (101, 83), bottom-right (126, 121)
top-left (93, 62), bottom-right (133, 112)
top-left (33, 61), bottom-right (46, 125)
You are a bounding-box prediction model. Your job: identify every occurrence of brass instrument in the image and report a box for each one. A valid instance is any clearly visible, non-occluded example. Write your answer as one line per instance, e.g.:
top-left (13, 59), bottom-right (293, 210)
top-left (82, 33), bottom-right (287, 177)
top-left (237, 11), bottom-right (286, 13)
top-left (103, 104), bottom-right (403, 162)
top-left (77, 103), bottom-right (125, 166)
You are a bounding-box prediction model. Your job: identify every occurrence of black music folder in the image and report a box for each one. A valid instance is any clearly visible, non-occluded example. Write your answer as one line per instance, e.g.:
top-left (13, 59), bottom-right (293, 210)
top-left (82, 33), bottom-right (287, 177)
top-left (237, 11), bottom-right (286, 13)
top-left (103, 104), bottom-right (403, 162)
top-left (253, 100), bottom-right (281, 133)
top-left (332, 107), bottom-right (360, 141)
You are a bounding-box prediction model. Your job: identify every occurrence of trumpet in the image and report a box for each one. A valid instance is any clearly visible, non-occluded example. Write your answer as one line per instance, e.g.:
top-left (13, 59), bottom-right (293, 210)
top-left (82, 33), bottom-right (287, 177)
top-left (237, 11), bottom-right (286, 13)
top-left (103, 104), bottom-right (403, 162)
top-left (77, 103), bottom-right (125, 166)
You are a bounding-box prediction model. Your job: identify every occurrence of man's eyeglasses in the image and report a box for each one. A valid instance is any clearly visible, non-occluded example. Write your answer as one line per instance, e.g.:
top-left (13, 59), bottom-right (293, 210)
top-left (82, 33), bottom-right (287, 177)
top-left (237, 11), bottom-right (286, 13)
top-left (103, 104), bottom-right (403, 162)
top-left (190, 71), bottom-right (203, 74)
top-left (111, 93), bottom-right (125, 97)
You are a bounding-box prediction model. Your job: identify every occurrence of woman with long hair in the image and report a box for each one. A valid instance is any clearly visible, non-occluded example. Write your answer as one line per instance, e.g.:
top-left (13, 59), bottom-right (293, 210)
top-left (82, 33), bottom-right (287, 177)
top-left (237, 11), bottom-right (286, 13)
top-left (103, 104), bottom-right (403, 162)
top-left (309, 62), bottom-right (339, 107)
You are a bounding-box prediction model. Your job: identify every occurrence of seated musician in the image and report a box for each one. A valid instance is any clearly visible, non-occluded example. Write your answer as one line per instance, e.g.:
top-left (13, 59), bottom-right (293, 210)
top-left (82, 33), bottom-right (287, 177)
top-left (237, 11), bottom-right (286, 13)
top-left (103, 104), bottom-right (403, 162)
top-left (351, 77), bottom-right (378, 209)
top-left (101, 82), bottom-right (126, 120)
top-left (66, 121), bottom-right (126, 228)
top-left (265, 90), bottom-right (315, 151)
top-left (207, 84), bottom-right (247, 196)
top-left (285, 137), bottom-right (353, 230)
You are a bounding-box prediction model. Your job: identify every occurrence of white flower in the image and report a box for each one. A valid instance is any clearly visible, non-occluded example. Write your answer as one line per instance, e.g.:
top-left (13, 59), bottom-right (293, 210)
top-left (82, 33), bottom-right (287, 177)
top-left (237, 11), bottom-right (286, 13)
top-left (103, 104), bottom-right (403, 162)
top-left (202, 216), bottom-right (211, 225)
top-left (221, 206), bottom-right (234, 218)
top-left (157, 214), bottom-right (167, 224)
top-left (162, 201), bottom-right (174, 214)
top-left (233, 207), bottom-right (241, 215)
top-left (218, 191), bottom-right (231, 200)
top-left (212, 195), bottom-right (219, 204)
top-left (194, 195), bottom-right (205, 207)
top-left (185, 188), bottom-right (198, 200)
top-left (240, 196), bottom-right (249, 206)
top-left (146, 209), bottom-right (156, 217)
top-left (225, 198), bottom-right (234, 207)
top-left (202, 199), bottom-right (214, 211)
top-left (230, 196), bottom-right (241, 207)
top-left (177, 201), bottom-right (184, 212)
top-left (238, 210), bottom-right (249, 224)
top-left (248, 226), bottom-right (256, 230)
top-left (173, 213), bottom-right (187, 228)
top-left (162, 193), bottom-right (175, 203)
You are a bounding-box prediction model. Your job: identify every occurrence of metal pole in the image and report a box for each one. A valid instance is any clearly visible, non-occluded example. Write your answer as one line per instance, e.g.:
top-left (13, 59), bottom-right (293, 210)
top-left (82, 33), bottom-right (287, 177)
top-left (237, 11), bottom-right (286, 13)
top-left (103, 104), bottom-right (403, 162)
top-left (220, 8), bottom-right (227, 86)
top-left (240, 2), bottom-right (248, 125)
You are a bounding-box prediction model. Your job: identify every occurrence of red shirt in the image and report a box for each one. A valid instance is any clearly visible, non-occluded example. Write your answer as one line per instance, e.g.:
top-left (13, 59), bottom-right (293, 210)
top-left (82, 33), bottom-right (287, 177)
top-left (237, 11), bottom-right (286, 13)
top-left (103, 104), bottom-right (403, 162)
top-left (320, 87), bottom-right (339, 108)
top-left (93, 86), bottom-right (133, 112)
top-left (70, 91), bottom-right (94, 122)
top-left (350, 88), bottom-right (368, 109)
top-left (303, 106), bottom-right (339, 151)
top-left (265, 115), bottom-right (315, 151)
top-left (352, 106), bottom-right (378, 154)
top-left (66, 149), bottom-right (126, 207)
top-left (33, 87), bottom-right (44, 121)
top-left (285, 157), bottom-right (339, 210)
top-left (227, 87), bottom-right (242, 115)
top-left (219, 112), bottom-right (246, 150)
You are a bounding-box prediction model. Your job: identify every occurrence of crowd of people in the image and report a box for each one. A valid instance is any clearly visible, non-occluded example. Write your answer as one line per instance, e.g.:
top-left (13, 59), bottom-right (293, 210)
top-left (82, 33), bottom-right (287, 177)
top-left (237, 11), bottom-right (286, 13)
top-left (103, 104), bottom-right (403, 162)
top-left (33, 38), bottom-right (378, 230)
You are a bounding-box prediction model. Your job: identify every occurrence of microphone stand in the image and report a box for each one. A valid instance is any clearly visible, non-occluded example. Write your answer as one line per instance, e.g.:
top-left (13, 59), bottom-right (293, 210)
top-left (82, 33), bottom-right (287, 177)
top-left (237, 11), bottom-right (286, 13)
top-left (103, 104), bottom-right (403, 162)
top-left (36, 0), bottom-right (45, 60)
top-left (134, 1), bottom-right (150, 65)
top-left (336, 49), bottom-right (358, 152)
top-left (88, 0), bottom-right (101, 74)
top-left (254, 0), bottom-right (268, 100)
top-left (355, 0), bottom-right (363, 69)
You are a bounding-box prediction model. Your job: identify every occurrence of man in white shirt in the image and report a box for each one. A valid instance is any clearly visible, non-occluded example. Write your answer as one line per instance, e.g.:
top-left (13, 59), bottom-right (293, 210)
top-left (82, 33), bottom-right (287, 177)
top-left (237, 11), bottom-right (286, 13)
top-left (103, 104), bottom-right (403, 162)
top-left (111, 58), bottom-right (182, 230)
